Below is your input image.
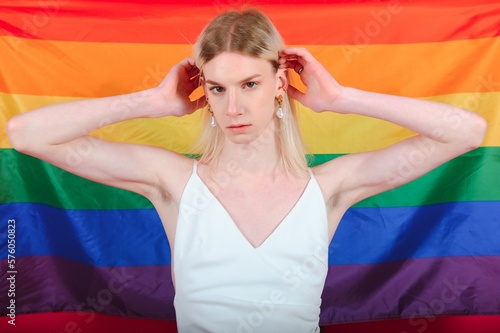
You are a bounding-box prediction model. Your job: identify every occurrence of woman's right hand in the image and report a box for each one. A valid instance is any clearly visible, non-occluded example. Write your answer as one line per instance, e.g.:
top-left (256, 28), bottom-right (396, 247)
top-left (279, 48), bottom-right (344, 113)
top-left (154, 57), bottom-right (205, 117)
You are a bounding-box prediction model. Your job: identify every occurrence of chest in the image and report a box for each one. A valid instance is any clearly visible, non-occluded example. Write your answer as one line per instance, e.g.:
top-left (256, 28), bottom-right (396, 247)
top-left (206, 177), bottom-right (310, 248)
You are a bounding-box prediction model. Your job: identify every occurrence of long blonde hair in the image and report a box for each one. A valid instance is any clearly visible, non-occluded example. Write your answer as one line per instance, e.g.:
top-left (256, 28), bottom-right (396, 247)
top-left (193, 9), bottom-right (308, 177)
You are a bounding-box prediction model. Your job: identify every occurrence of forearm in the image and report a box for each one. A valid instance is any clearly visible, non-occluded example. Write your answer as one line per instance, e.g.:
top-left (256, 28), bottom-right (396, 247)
top-left (332, 87), bottom-right (487, 149)
top-left (7, 87), bottom-right (164, 152)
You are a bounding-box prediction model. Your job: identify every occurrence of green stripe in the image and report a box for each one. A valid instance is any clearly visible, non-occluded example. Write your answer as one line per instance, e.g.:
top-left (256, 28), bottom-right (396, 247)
top-left (0, 149), bottom-right (152, 209)
top-left (1, 147), bottom-right (499, 209)
top-left (308, 148), bottom-right (500, 208)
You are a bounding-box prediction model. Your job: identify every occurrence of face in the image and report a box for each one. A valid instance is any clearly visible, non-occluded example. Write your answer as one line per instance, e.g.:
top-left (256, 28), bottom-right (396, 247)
top-left (202, 52), bottom-right (287, 144)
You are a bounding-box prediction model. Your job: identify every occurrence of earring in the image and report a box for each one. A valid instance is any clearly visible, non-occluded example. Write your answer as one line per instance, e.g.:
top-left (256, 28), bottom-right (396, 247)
top-left (276, 95), bottom-right (284, 119)
top-left (207, 104), bottom-right (216, 127)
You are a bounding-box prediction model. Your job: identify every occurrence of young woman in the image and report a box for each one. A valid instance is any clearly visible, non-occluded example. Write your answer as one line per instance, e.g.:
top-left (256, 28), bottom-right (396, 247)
top-left (7, 9), bottom-right (486, 333)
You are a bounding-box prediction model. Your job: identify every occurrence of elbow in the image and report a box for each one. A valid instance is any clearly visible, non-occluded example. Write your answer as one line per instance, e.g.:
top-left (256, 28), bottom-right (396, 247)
top-left (6, 115), bottom-right (30, 154)
top-left (466, 115), bottom-right (488, 151)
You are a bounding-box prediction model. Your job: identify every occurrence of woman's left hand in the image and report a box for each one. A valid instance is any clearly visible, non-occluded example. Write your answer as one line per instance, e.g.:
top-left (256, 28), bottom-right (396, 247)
top-left (279, 48), bottom-right (344, 113)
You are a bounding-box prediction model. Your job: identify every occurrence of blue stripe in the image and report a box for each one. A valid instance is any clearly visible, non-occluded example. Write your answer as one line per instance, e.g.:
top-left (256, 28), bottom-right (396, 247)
top-left (1, 201), bottom-right (500, 266)
top-left (330, 201), bottom-right (500, 265)
top-left (0, 203), bottom-right (170, 266)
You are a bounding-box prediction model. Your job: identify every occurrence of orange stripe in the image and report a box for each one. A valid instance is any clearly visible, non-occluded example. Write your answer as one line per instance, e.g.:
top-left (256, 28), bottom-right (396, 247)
top-left (1, 36), bottom-right (499, 98)
top-left (0, 1), bottom-right (499, 45)
top-left (0, 37), bottom-right (192, 97)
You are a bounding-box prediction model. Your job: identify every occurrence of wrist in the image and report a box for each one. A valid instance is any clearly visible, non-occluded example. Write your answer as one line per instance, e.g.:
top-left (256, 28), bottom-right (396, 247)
top-left (117, 87), bottom-right (167, 118)
top-left (144, 87), bottom-right (170, 117)
top-left (327, 86), bottom-right (351, 113)
top-left (328, 85), bottom-right (353, 114)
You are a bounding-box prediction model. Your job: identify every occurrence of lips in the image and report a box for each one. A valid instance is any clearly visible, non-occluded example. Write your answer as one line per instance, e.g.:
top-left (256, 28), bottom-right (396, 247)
top-left (227, 124), bottom-right (251, 133)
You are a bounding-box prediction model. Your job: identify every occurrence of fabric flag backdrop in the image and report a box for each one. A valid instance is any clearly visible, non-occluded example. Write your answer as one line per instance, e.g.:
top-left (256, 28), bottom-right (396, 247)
top-left (1, 0), bottom-right (500, 327)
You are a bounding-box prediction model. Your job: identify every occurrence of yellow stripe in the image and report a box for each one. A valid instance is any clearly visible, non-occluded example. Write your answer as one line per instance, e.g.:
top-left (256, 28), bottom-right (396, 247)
top-left (0, 93), bottom-right (203, 153)
top-left (1, 36), bottom-right (499, 97)
top-left (2, 92), bottom-right (499, 153)
top-left (297, 92), bottom-right (500, 153)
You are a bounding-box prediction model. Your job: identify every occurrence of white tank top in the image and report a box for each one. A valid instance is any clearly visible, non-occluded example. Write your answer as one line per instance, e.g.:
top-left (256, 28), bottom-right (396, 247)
top-left (173, 160), bottom-right (329, 333)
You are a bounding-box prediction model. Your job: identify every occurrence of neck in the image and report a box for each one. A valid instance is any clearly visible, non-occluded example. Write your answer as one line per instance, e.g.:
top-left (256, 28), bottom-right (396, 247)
top-left (218, 136), bottom-right (282, 177)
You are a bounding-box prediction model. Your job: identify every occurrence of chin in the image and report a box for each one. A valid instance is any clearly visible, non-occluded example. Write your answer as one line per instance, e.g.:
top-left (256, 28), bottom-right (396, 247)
top-left (226, 134), bottom-right (255, 145)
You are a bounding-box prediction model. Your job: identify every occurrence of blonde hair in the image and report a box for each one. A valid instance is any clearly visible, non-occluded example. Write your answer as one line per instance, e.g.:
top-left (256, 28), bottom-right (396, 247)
top-left (193, 9), bottom-right (308, 177)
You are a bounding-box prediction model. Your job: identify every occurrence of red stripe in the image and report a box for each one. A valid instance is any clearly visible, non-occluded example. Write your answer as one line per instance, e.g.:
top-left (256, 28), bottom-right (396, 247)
top-left (0, 1), bottom-right (499, 44)
top-left (2, 313), bottom-right (500, 333)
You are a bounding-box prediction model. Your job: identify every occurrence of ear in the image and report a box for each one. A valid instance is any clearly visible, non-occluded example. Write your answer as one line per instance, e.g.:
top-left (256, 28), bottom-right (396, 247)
top-left (200, 75), bottom-right (207, 95)
top-left (276, 68), bottom-right (288, 95)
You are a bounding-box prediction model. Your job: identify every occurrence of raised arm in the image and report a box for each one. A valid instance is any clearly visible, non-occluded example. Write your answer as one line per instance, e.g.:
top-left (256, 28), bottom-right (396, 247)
top-left (7, 58), bottom-right (203, 199)
top-left (279, 48), bottom-right (487, 207)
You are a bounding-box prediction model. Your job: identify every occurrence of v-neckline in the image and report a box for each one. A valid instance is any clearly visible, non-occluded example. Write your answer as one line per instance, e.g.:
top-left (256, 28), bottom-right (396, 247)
top-left (193, 170), bottom-right (312, 250)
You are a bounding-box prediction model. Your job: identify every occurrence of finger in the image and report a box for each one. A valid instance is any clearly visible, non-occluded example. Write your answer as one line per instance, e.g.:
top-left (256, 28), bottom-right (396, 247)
top-left (279, 49), bottom-right (299, 61)
top-left (188, 68), bottom-right (201, 83)
top-left (286, 85), bottom-right (305, 103)
top-left (176, 58), bottom-right (201, 87)
top-left (279, 63), bottom-right (300, 73)
top-left (280, 47), bottom-right (313, 59)
top-left (279, 60), bottom-right (296, 70)
top-left (279, 54), bottom-right (308, 76)
top-left (281, 61), bottom-right (304, 75)
top-left (190, 72), bottom-right (201, 88)
top-left (279, 58), bottom-right (303, 73)
top-left (280, 48), bottom-right (315, 68)
top-left (179, 57), bottom-right (196, 70)
top-left (294, 63), bottom-right (304, 75)
top-left (178, 58), bottom-right (200, 80)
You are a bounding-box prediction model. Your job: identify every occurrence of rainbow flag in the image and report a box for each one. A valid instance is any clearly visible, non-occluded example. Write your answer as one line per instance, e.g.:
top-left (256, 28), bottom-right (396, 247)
top-left (1, 0), bottom-right (499, 326)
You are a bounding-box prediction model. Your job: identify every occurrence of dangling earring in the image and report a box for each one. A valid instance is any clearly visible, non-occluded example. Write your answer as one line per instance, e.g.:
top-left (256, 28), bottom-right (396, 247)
top-left (207, 104), bottom-right (216, 127)
top-left (276, 95), bottom-right (284, 119)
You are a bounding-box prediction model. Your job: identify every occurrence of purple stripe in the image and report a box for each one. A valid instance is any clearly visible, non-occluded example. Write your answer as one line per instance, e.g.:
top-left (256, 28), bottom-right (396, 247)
top-left (2, 256), bottom-right (499, 324)
top-left (0, 256), bottom-right (175, 320)
top-left (320, 256), bottom-right (500, 325)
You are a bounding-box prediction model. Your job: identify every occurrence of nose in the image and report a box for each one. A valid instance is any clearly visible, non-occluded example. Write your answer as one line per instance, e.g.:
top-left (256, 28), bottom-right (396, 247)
top-left (226, 90), bottom-right (242, 116)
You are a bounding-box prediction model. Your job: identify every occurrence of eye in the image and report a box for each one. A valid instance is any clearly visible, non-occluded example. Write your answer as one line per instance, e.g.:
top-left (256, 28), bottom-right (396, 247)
top-left (209, 86), bottom-right (225, 94)
top-left (244, 82), bottom-right (258, 89)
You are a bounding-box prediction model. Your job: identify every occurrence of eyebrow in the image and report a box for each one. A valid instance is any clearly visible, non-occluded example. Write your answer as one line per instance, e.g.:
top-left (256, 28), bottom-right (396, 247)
top-left (204, 74), bottom-right (262, 86)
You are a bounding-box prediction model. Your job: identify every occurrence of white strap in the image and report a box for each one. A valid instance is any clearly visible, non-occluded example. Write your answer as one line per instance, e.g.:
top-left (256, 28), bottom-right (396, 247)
top-left (307, 167), bottom-right (314, 178)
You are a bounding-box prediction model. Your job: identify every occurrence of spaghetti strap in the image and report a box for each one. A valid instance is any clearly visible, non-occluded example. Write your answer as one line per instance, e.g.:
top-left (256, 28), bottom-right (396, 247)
top-left (307, 167), bottom-right (314, 179)
top-left (192, 159), bottom-right (198, 173)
